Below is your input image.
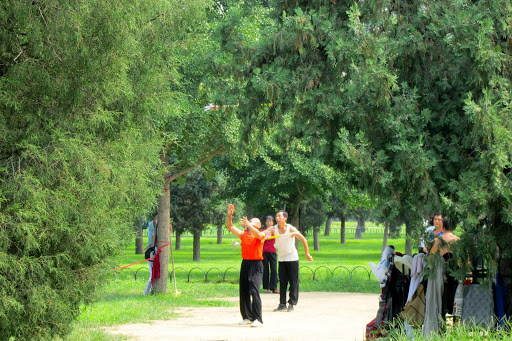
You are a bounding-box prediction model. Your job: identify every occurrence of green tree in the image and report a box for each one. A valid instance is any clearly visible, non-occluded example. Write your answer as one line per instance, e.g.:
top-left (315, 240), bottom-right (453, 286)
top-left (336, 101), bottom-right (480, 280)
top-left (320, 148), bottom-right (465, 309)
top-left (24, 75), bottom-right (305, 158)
top-left (0, 0), bottom-right (176, 338)
top-left (206, 171), bottom-right (244, 245)
top-left (151, 0), bottom-right (272, 293)
top-left (171, 169), bottom-right (215, 261)
top-left (301, 198), bottom-right (327, 251)
top-left (228, 0), bottom-right (512, 273)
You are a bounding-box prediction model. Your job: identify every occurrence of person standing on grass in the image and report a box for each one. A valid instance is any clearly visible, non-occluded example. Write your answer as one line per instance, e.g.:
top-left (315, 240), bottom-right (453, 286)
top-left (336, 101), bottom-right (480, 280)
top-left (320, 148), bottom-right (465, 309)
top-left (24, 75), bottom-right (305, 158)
top-left (226, 204), bottom-right (267, 327)
top-left (261, 216), bottom-right (279, 294)
top-left (273, 210), bottom-right (313, 312)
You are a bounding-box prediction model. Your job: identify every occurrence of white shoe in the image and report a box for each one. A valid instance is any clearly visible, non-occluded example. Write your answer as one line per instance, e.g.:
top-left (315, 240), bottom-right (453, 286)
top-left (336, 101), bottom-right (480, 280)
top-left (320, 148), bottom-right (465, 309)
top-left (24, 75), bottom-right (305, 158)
top-left (238, 319), bottom-right (252, 325)
top-left (251, 320), bottom-right (263, 327)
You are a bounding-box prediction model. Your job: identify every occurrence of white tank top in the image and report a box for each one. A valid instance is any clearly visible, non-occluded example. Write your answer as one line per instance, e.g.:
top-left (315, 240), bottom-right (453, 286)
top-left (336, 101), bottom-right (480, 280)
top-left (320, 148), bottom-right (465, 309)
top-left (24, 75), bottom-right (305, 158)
top-left (274, 224), bottom-right (299, 262)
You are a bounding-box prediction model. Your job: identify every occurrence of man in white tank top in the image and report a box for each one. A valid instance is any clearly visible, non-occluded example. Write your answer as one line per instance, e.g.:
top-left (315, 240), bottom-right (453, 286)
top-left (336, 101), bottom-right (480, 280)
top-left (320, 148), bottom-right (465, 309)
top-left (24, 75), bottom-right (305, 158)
top-left (273, 210), bottom-right (313, 312)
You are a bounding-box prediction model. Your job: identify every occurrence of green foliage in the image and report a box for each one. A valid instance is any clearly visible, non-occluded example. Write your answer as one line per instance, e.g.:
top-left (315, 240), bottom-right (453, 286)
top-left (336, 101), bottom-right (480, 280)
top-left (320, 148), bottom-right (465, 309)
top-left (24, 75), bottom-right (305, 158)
top-left (0, 0), bottom-right (214, 339)
top-left (220, 0), bottom-right (512, 270)
top-left (301, 198), bottom-right (327, 235)
top-left (171, 169), bottom-right (217, 253)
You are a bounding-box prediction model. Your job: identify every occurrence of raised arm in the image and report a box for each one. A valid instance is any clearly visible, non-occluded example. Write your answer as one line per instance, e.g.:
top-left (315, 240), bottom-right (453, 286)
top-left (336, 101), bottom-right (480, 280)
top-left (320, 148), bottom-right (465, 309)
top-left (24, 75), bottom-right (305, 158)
top-left (226, 204), bottom-right (243, 239)
top-left (241, 216), bottom-right (265, 240)
top-left (290, 226), bottom-right (313, 261)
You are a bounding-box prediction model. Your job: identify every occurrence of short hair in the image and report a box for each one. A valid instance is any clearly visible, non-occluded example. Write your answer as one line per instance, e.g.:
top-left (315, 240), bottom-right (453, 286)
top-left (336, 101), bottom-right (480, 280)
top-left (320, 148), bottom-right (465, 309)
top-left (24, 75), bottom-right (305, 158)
top-left (277, 210), bottom-right (288, 218)
top-left (265, 216), bottom-right (274, 221)
top-left (442, 217), bottom-right (454, 231)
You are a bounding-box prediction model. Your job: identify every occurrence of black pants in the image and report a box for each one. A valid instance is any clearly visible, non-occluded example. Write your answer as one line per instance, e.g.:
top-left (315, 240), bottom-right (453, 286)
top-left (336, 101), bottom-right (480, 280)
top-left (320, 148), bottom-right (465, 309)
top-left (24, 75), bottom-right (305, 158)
top-left (240, 260), bottom-right (263, 323)
top-left (278, 260), bottom-right (299, 306)
top-left (262, 252), bottom-right (278, 291)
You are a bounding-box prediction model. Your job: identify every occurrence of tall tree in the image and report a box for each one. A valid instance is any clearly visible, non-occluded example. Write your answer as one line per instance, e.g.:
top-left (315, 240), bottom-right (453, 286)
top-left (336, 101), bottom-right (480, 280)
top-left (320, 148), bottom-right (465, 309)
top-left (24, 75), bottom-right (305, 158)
top-left (0, 0), bottom-right (176, 338)
top-left (151, 0), bottom-right (273, 293)
top-left (229, 0), bottom-right (512, 272)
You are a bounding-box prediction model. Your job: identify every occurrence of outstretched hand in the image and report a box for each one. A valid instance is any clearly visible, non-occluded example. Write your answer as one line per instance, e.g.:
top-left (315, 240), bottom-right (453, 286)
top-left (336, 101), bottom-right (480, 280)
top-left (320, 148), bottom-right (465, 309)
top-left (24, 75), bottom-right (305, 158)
top-left (240, 216), bottom-right (249, 227)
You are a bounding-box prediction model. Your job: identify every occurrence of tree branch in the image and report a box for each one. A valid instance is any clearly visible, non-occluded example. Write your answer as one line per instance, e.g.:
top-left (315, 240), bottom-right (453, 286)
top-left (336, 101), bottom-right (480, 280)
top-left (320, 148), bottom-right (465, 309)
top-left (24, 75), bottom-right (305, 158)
top-left (166, 146), bottom-right (225, 185)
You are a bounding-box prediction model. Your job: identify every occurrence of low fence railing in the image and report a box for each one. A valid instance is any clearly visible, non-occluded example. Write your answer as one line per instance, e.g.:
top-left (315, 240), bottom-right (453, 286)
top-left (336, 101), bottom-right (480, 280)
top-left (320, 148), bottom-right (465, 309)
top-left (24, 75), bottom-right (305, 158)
top-left (115, 265), bottom-right (373, 283)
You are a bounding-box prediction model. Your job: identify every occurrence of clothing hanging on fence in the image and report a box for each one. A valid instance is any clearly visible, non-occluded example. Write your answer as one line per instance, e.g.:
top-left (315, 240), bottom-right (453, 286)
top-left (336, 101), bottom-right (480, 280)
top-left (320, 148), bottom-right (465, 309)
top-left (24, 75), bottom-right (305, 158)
top-left (400, 283), bottom-right (425, 328)
top-left (461, 283), bottom-right (495, 328)
top-left (390, 265), bottom-right (410, 319)
top-left (407, 253), bottom-right (426, 304)
top-left (493, 273), bottom-right (509, 328)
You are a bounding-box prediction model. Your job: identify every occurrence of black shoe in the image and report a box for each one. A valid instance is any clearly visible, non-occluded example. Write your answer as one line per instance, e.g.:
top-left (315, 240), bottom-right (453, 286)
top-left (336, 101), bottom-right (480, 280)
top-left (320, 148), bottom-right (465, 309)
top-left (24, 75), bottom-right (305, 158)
top-left (273, 304), bottom-right (287, 312)
top-left (287, 304), bottom-right (294, 312)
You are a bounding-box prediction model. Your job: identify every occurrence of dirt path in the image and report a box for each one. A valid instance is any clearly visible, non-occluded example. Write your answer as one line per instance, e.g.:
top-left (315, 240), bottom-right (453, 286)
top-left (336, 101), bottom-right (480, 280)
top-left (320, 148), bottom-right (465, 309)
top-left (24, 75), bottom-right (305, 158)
top-left (108, 292), bottom-right (378, 341)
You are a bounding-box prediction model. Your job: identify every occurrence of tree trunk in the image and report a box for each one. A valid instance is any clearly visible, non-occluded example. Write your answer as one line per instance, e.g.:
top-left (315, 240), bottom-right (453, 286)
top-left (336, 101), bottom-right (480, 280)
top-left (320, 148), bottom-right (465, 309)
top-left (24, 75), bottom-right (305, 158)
top-left (358, 215), bottom-right (366, 233)
top-left (405, 218), bottom-right (412, 256)
top-left (340, 214), bottom-right (346, 244)
top-left (355, 215), bottom-right (363, 239)
top-left (153, 152), bottom-right (171, 294)
top-left (290, 209), bottom-right (300, 230)
top-left (175, 230), bottom-right (182, 250)
top-left (135, 223), bottom-right (144, 254)
top-left (354, 226), bottom-right (362, 239)
top-left (314, 226), bottom-right (320, 251)
top-left (324, 216), bottom-right (332, 236)
top-left (382, 222), bottom-right (389, 253)
top-left (217, 223), bottom-right (223, 244)
top-left (193, 230), bottom-right (201, 261)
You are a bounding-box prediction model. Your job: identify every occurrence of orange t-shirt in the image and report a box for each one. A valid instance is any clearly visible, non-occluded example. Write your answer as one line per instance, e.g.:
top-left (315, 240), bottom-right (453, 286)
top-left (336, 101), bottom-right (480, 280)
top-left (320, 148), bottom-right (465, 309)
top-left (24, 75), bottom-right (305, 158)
top-left (241, 231), bottom-right (264, 260)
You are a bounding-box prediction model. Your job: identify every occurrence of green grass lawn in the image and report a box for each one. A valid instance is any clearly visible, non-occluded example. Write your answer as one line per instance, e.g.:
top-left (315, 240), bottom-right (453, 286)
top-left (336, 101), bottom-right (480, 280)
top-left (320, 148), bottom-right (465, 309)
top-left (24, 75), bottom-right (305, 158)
top-left (115, 225), bottom-right (407, 292)
top-left (62, 226), bottom-right (406, 341)
top-left (117, 222), bottom-right (406, 273)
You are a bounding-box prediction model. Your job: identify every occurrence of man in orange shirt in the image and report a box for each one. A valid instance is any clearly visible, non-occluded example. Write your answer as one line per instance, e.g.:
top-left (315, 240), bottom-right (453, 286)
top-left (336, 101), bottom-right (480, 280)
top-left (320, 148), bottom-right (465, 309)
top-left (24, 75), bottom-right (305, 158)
top-left (226, 204), bottom-right (266, 327)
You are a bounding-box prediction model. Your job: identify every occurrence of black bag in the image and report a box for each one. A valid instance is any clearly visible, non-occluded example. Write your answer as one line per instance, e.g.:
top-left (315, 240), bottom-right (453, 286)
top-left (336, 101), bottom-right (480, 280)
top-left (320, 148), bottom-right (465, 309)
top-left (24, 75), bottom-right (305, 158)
top-left (144, 220), bottom-right (158, 261)
top-left (145, 246), bottom-right (157, 261)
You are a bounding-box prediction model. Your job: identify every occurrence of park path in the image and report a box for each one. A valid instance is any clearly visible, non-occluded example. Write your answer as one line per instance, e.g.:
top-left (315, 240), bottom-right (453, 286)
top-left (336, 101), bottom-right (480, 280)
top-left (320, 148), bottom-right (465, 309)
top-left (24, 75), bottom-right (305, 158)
top-left (107, 292), bottom-right (378, 341)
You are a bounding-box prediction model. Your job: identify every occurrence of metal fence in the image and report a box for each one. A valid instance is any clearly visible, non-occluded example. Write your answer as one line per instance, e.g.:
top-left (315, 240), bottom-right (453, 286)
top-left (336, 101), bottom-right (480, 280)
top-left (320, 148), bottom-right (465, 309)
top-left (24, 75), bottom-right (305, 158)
top-left (115, 265), bottom-right (373, 283)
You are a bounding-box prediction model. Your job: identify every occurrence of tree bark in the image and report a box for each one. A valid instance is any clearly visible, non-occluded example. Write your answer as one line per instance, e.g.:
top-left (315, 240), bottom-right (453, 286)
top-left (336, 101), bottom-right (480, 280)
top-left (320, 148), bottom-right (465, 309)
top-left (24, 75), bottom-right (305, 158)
top-left (193, 230), bottom-right (201, 261)
top-left (382, 222), bottom-right (389, 253)
top-left (135, 223), bottom-right (144, 254)
top-left (405, 218), bottom-right (412, 256)
top-left (354, 226), bottom-right (362, 239)
top-left (152, 145), bottom-right (224, 294)
top-left (355, 215), bottom-right (363, 239)
top-left (175, 230), bottom-right (182, 250)
top-left (340, 214), bottom-right (346, 244)
top-left (324, 216), bottom-right (332, 236)
top-left (358, 215), bottom-right (366, 233)
top-left (313, 226), bottom-right (320, 251)
top-left (153, 151), bottom-right (171, 294)
top-left (217, 223), bottom-right (223, 244)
